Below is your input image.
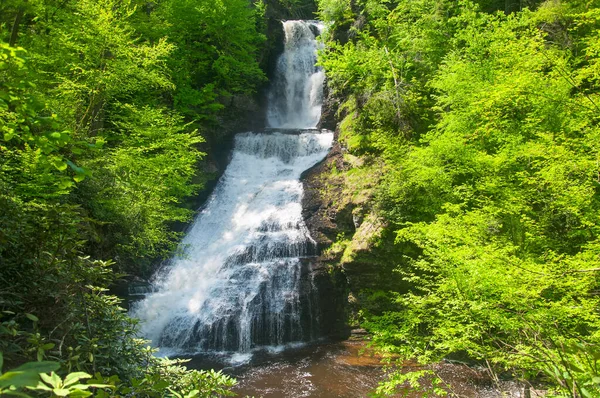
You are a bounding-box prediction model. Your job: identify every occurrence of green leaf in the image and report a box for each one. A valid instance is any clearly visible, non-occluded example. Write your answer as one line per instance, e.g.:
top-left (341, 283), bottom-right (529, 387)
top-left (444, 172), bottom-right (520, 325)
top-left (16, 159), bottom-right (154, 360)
top-left (3, 129), bottom-right (15, 141)
top-left (63, 372), bottom-right (91, 388)
top-left (39, 373), bottom-right (53, 387)
top-left (13, 362), bottom-right (59, 375)
top-left (66, 160), bottom-right (85, 175)
top-left (0, 390), bottom-right (34, 397)
top-left (0, 352), bottom-right (4, 373)
top-left (68, 390), bottom-right (92, 398)
top-left (88, 383), bottom-right (113, 389)
top-left (51, 158), bottom-right (68, 172)
top-left (0, 371), bottom-right (40, 389)
top-left (52, 388), bottom-right (70, 396)
top-left (32, 381), bottom-right (52, 391)
top-left (57, 179), bottom-right (74, 191)
top-left (67, 384), bottom-right (91, 390)
top-left (153, 380), bottom-right (169, 390)
top-left (24, 314), bottom-right (38, 323)
top-left (40, 372), bottom-right (62, 389)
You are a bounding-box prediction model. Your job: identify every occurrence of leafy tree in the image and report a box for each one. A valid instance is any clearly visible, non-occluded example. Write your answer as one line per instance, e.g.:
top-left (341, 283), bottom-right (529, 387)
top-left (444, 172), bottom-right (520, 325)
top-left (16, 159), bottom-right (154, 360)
top-left (318, 0), bottom-right (600, 395)
top-left (1, 0), bottom-right (266, 395)
top-left (158, 0), bottom-right (266, 119)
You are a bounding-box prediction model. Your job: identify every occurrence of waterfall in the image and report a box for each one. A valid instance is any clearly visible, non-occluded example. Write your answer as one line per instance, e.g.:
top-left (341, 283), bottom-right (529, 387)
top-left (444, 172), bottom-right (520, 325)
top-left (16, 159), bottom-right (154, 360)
top-left (131, 20), bottom-right (331, 356)
top-left (267, 21), bottom-right (325, 129)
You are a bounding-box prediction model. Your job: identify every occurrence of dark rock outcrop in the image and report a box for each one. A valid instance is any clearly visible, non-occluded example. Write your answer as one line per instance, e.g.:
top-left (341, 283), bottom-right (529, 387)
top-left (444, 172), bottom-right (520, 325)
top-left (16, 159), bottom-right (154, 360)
top-left (301, 139), bottom-right (349, 249)
top-left (316, 78), bottom-right (338, 131)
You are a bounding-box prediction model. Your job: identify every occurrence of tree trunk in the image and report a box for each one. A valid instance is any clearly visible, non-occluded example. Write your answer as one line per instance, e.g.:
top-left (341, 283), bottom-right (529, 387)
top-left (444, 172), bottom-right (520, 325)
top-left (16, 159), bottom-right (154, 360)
top-left (9, 0), bottom-right (28, 47)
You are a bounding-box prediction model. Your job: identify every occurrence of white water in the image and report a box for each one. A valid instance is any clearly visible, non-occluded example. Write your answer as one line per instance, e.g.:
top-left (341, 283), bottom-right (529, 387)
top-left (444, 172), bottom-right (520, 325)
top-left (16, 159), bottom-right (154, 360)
top-left (132, 20), bottom-right (331, 355)
top-left (267, 21), bottom-right (325, 129)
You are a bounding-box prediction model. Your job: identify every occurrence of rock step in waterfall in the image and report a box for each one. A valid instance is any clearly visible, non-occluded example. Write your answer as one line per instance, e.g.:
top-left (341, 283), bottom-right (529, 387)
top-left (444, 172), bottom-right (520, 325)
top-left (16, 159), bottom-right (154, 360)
top-left (131, 20), bottom-right (332, 357)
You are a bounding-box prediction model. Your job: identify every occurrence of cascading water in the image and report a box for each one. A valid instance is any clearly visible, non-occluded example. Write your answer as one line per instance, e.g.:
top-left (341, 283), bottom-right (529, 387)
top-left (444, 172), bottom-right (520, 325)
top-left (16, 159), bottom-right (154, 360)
top-left (267, 21), bottom-right (325, 129)
top-left (131, 20), bottom-right (331, 357)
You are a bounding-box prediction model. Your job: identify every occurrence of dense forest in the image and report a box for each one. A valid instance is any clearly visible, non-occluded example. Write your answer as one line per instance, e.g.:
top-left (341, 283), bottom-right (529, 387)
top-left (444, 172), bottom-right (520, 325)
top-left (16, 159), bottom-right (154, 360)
top-left (315, 0), bottom-right (600, 396)
top-left (0, 0), bottom-right (272, 395)
top-left (2, 0), bottom-right (600, 396)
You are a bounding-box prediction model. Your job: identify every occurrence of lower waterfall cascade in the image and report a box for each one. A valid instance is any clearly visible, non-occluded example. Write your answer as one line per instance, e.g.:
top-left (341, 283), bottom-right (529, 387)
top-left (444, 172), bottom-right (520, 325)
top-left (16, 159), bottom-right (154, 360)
top-left (131, 20), bottom-right (332, 358)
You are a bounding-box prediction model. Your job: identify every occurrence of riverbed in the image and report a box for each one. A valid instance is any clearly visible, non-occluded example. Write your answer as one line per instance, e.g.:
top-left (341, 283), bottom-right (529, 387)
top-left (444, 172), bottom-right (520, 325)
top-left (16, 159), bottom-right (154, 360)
top-left (183, 340), bottom-right (538, 398)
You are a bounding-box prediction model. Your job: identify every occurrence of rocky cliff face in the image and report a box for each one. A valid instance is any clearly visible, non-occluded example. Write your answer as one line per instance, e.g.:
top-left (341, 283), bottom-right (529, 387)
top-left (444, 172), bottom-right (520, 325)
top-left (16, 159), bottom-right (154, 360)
top-left (301, 80), bottom-right (409, 333)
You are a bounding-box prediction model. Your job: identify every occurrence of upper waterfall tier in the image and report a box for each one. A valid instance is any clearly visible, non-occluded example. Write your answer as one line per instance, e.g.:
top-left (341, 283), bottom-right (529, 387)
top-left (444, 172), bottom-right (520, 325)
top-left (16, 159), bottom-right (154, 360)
top-left (267, 21), bottom-right (325, 129)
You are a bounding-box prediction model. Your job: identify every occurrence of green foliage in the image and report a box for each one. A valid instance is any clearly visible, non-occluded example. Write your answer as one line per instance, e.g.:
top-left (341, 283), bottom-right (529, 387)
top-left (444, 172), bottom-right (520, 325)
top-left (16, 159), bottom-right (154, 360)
top-left (0, 351), bottom-right (237, 398)
top-left (110, 361), bottom-right (236, 398)
top-left (319, 0), bottom-right (600, 395)
top-left (1, 0), bottom-right (264, 395)
top-left (0, 354), bottom-right (114, 397)
top-left (0, 42), bottom-right (86, 199)
top-left (319, 0), bottom-right (459, 145)
top-left (371, 369), bottom-right (447, 398)
top-left (80, 105), bottom-right (205, 271)
top-left (0, 357), bottom-right (60, 392)
top-left (1, 0), bottom-right (267, 273)
top-left (34, 371), bottom-right (111, 397)
top-left (317, 0), bottom-right (352, 23)
top-left (274, 0), bottom-right (317, 19)
top-left (157, 0), bottom-right (266, 119)
top-left (0, 308), bottom-right (238, 397)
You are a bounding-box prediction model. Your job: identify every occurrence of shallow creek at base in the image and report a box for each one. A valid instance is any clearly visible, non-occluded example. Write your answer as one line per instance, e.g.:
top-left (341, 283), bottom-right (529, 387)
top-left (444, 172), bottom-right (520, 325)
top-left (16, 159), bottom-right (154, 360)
top-left (182, 340), bottom-right (534, 398)
top-left (185, 340), bottom-right (386, 397)
top-left (230, 341), bottom-right (384, 398)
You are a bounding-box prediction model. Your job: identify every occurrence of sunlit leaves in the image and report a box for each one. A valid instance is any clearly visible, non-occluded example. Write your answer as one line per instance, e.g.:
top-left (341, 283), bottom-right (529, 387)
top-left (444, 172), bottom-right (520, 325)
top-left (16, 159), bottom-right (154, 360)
top-left (81, 105), bottom-right (204, 267)
top-left (162, 0), bottom-right (266, 118)
top-left (319, 0), bottom-right (600, 395)
top-left (1, 0), bottom-right (258, 396)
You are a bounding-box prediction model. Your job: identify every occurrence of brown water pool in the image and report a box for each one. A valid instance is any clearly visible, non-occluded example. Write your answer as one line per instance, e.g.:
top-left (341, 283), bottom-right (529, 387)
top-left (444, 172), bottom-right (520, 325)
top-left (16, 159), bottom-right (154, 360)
top-left (184, 341), bottom-right (541, 398)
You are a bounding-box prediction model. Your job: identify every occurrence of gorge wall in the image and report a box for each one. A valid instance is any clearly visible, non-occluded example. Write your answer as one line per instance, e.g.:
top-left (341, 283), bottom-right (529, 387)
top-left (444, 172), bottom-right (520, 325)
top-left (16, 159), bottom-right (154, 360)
top-left (301, 69), bottom-right (409, 333)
